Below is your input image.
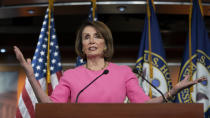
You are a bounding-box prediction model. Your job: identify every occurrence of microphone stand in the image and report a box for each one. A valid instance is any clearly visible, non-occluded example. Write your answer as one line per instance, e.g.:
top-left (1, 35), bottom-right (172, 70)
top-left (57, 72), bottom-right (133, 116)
top-left (75, 70), bottom-right (109, 103)
top-left (134, 69), bottom-right (168, 103)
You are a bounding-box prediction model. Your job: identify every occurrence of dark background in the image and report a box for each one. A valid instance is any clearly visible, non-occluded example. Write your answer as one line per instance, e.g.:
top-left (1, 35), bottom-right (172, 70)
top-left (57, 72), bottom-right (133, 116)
top-left (0, 0), bottom-right (210, 63)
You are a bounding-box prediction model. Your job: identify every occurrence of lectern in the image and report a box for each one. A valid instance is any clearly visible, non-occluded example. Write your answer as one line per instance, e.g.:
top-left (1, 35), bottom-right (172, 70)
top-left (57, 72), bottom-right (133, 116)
top-left (35, 103), bottom-right (203, 118)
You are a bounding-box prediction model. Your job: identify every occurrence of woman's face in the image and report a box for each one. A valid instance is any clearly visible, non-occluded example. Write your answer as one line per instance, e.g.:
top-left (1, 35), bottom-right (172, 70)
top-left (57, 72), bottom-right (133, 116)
top-left (82, 26), bottom-right (106, 58)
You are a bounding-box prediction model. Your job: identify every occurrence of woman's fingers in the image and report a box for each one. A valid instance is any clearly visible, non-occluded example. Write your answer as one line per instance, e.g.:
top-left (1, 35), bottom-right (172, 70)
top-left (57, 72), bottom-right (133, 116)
top-left (196, 77), bottom-right (207, 83)
top-left (175, 76), bottom-right (207, 93)
top-left (183, 75), bottom-right (206, 83)
top-left (13, 46), bottom-right (30, 68)
top-left (187, 76), bottom-right (207, 86)
top-left (27, 58), bottom-right (32, 64)
top-left (14, 46), bottom-right (25, 62)
top-left (183, 75), bottom-right (190, 81)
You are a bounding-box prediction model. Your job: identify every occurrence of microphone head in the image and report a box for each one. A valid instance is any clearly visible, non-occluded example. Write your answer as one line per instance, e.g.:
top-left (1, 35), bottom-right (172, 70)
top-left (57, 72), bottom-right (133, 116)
top-left (133, 69), bottom-right (144, 77)
top-left (103, 69), bottom-right (109, 74)
top-left (132, 68), bottom-right (138, 74)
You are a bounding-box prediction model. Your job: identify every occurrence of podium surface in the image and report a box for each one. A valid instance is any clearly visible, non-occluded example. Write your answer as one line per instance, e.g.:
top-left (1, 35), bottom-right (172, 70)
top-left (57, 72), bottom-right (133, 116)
top-left (35, 103), bottom-right (203, 118)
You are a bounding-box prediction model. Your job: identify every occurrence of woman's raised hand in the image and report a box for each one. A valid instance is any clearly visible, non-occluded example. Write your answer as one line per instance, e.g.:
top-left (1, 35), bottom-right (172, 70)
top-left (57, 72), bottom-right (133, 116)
top-left (14, 46), bottom-right (52, 102)
top-left (14, 46), bottom-right (34, 76)
top-left (173, 75), bottom-right (207, 94)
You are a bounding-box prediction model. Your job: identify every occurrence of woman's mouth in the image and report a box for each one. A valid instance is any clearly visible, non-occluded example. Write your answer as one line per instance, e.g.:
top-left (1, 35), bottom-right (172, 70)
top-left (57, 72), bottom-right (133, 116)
top-left (88, 47), bottom-right (97, 51)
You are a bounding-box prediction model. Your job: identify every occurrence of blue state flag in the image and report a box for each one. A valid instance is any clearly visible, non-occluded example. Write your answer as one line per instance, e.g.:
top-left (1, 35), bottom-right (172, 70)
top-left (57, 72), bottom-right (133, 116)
top-left (174, 0), bottom-right (210, 117)
top-left (135, 0), bottom-right (172, 98)
top-left (75, 0), bottom-right (98, 67)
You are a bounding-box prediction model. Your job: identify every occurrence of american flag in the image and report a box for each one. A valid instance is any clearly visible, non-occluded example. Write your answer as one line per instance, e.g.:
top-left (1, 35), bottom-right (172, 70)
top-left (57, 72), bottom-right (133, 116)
top-left (16, 8), bottom-right (62, 118)
top-left (88, 0), bottom-right (98, 22)
top-left (76, 0), bottom-right (98, 67)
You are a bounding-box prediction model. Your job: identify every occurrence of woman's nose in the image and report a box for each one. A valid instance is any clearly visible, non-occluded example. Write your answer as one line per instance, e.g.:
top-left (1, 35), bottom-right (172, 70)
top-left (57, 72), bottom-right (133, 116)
top-left (89, 36), bottom-right (95, 44)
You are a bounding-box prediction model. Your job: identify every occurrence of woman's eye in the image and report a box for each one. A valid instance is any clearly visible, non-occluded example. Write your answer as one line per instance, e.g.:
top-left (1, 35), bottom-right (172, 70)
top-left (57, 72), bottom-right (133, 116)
top-left (95, 33), bottom-right (102, 39)
top-left (84, 35), bottom-right (90, 40)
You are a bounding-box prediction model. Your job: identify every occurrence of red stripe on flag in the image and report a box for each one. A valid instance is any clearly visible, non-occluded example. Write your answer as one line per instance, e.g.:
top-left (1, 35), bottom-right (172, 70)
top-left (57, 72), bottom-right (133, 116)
top-left (48, 83), bottom-right (53, 96)
top-left (16, 107), bottom-right (23, 118)
top-left (56, 71), bottom-right (62, 81)
top-left (22, 87), bottom-right (35, 118)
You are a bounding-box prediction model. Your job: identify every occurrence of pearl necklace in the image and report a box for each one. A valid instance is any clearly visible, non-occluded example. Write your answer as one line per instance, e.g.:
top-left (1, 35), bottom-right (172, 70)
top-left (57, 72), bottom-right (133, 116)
top-left (86, 62), bottom-right (107, 71)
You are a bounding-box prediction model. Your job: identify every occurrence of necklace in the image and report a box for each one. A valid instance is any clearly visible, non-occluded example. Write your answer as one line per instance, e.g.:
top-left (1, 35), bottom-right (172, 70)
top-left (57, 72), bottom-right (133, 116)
top-left (86, 61), bottom-right (107, 71)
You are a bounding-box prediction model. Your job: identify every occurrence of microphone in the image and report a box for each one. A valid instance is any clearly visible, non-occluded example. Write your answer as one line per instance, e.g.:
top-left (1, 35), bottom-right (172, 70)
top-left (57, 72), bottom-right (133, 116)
top-left (133, 69), bottom-right (168, 102)
top-left (75, 69), bottom-right (109, 103)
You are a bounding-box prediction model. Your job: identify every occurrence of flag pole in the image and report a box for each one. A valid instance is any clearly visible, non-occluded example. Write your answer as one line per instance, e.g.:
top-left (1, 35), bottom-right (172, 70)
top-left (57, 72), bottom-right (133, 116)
top-left (147, 0), bottom-right (153, 98)
top-left (188, 0), bottom-right (193, 94)
top-left (91, 0), bottom-right (96, 22)
top-left (198, 0), bottom-right (204, 16)
top-left (46, 0), bottom-right (54, 95)
top-left (188, 0), bottom-right (204, 99)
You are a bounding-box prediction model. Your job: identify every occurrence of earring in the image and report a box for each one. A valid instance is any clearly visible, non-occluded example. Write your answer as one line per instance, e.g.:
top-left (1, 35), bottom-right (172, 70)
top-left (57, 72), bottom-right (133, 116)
top-left (81, 49), bottom-right (85, 56)
top-left (103, 47), bottom-right (107, 52)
